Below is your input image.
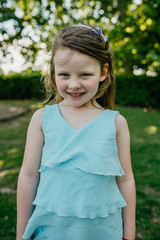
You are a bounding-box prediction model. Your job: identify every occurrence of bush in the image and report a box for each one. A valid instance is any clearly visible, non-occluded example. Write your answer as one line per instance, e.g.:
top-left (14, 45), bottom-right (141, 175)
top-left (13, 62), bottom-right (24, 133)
top-left (0, 72), bottom-right (159, 109)
top-left (115, 74), bottom-right (160, 109)
top-left (0, 72), bottom-right (45, 100)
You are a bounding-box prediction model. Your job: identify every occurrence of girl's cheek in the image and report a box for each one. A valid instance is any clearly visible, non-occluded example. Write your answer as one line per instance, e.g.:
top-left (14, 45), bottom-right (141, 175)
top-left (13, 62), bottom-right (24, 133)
top-left (56, 79), bottom-right (67, 88)
top-left (84, 80), bottom-right (98, 89)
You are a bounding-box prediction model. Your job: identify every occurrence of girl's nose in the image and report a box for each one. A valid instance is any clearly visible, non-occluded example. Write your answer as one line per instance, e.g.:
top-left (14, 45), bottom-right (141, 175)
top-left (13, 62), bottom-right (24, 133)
top-left (68, 77), bottom-right (81, 90)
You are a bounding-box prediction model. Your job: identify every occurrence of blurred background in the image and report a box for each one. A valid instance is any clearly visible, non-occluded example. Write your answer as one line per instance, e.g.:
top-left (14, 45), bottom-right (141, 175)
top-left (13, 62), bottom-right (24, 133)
top-left (0, 0), bottom-right (160, 107)
top-left (0, 0), bottom-right (160, 239)
top-left (0, 0), bottom-right (160, 76)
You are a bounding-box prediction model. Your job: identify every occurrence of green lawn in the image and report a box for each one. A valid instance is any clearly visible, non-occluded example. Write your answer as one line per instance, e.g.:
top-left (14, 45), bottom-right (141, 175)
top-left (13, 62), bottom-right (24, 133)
top-left (0, 100), bottom-right (160, 239)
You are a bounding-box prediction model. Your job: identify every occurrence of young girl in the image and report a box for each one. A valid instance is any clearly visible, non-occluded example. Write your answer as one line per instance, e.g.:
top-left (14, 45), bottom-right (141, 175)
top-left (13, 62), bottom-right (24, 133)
top-left (17, 25), bottom-right (137, 240)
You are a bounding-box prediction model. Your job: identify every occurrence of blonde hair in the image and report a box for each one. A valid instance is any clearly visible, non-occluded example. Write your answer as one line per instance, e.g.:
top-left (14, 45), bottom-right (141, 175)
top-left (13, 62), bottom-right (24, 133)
top-left (44, 25), bottom-right (115, 109)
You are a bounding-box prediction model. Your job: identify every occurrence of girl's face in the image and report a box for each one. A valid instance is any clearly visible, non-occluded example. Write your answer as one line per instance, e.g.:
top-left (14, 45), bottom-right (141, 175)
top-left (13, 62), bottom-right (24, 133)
top-left (54, 47), bottom-right (108, 108)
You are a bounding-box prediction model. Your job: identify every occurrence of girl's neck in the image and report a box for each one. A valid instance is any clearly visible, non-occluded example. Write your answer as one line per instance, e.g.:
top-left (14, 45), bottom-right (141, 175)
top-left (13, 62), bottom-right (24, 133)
top-left (59, 99), bottom-right (103, 111)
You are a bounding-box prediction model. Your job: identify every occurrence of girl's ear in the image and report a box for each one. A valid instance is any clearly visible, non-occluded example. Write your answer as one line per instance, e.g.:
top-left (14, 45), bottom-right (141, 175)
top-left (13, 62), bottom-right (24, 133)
top-left (100, 63), bottom-right (108, 82)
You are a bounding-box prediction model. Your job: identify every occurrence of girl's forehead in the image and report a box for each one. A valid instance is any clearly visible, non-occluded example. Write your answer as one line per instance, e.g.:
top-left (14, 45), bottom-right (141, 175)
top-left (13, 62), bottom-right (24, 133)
top-left (54, 47), bottom-right (99, 67)
top-left (54, 47), bottom-right (73, 65)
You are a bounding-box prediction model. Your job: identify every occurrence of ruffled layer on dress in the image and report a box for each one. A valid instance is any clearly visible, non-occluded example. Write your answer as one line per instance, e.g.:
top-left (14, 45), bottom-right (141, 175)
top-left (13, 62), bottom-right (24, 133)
top-left (33, 161), bottom-right (126, 219)
top-left (40, 137), bottom-right (124, 177)
top-left (22, 206), bottom-right (123, 240)
top-left (32, 136), bottom-right (126, 218)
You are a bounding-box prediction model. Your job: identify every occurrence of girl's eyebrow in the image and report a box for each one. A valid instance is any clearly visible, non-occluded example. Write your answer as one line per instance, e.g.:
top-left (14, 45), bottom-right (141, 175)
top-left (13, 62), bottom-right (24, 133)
top-left (56, 70), bottom-right (95, 74)
top-left (79, 69), bottom-right (95, 73)
top-left (56, 70), bottom-right (70, 74)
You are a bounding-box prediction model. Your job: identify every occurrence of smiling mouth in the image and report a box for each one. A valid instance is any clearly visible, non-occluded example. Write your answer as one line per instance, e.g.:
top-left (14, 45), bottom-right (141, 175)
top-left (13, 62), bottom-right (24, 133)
top-left (67, 92), bottom-right (86, 97)
top-left (68, 92), bottom-right (86, 99)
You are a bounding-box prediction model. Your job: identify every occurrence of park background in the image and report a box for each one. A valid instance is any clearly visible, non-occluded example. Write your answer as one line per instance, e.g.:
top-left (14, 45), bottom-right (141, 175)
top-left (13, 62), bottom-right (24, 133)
top-left (0, 0), bottom-right (160, 239)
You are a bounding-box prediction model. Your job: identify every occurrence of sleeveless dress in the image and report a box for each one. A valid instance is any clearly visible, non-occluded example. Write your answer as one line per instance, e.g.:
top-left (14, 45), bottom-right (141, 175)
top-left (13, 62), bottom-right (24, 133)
top-left (22, 104), bottom-right (127, 240)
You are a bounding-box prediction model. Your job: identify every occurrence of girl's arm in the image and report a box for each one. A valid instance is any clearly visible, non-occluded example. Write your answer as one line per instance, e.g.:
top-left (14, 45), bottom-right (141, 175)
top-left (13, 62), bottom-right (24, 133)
top-left (115, 114), bottom-right (136, 240)
top-left (16, 108), bottom-right (44, 240)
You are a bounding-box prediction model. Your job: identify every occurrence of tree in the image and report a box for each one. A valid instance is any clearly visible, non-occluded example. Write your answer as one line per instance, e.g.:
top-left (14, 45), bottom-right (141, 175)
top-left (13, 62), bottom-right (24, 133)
top-left (103, 0), bottom-right (160, 75)
top-left (0, 0), bottom-right (159, 75)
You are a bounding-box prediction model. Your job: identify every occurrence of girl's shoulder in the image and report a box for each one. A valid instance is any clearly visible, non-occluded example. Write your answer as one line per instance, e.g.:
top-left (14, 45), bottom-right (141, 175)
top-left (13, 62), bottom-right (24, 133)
top-left (115, 113), bottom-right (127, 125)
top-left (32, 107), bottom-right (45, 119)
top-left (30, 107), bottom-right (45, 129)
top-left (115, 113), bottom-right (129, 135)
top-left (34, 107), bottom-right (45, 115)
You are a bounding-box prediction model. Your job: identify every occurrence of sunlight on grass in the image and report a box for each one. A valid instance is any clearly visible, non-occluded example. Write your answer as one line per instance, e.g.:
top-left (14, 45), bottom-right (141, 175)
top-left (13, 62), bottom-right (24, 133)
top-left (0, 160), bottom-right (4, 168)
top-left (0, 168), bottom-right (19, 178)
top-left (7, 148), bottom-right (19, 154)
top-left (143, 108), bottom-right (148, 112)
top-left (145, 126), bottom-right (158, 134)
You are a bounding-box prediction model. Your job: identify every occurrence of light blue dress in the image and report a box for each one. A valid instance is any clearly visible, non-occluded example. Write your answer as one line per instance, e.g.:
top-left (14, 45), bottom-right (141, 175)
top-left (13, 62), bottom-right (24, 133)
top-left (22, 104), bottom-right (127, 240)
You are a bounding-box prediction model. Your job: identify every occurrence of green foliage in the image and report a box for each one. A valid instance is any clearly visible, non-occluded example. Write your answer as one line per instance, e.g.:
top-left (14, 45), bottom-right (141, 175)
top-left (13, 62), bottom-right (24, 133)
top-left (110, 0), bottom-right (160, 74)
top-left (0, 0), bottom-right (160, 74)
top-left (115, 74), bottom-right (160, 109)
top-left (0, 72), bottom-right (45, 99)
top-left (0, 72), bottom-right (159, 109)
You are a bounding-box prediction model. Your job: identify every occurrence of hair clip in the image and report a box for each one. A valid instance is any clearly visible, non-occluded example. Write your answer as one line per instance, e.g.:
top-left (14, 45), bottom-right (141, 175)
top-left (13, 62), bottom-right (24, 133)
top-left (94, 27), bottom-right (108, 43)
top-left (72, 24), bottom-right (108, 44)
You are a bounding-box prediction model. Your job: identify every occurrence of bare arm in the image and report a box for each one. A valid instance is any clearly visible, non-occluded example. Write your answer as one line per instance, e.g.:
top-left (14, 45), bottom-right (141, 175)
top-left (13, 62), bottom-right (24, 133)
top-left (115, 114), bottom-right (136, 240)
top-left (16, 108), bottom-right (44, 240)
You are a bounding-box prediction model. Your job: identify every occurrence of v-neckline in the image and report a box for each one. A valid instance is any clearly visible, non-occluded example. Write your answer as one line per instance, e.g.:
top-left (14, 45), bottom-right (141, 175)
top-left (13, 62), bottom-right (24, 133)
top-left (56, 104), bottom-right (107, 131)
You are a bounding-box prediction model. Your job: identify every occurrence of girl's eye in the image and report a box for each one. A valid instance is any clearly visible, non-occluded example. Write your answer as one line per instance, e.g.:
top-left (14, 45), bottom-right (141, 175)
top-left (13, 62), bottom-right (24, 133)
top-left (59, 73), bottom-right (69, 78)
top-left (81, 73), bottom-right (90, 78)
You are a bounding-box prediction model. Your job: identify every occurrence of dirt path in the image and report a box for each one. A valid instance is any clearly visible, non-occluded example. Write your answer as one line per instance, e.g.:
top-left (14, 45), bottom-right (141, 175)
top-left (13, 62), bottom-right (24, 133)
top-left (0, 104), bottom-right (29, 122)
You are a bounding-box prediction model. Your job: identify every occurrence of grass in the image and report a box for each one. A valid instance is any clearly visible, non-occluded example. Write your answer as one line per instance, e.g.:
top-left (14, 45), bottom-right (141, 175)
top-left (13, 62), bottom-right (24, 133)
top-left (118, 105), bottom-right (160, 239)
top-left (0, 100), bottom-right (160, 239)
